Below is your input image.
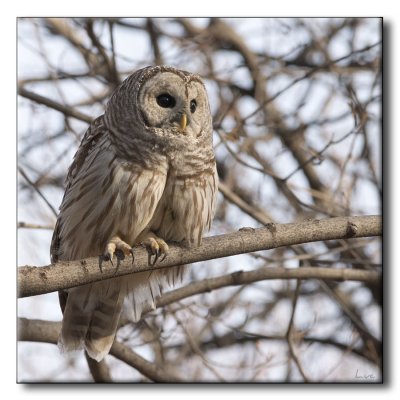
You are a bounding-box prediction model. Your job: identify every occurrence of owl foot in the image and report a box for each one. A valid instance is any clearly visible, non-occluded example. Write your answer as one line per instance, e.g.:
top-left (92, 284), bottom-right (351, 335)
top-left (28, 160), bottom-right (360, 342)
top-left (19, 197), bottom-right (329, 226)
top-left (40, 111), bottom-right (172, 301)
top-left (136, 232), bottom-right (169, 266)
top-left (104, 236), bottom-right (134, 265)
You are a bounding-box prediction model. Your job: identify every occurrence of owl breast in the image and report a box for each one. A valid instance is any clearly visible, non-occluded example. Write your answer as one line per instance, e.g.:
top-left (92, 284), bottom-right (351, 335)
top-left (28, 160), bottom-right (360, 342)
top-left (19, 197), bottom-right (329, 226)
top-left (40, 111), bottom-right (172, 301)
top-left (149, 163), bottom-right (217, 246)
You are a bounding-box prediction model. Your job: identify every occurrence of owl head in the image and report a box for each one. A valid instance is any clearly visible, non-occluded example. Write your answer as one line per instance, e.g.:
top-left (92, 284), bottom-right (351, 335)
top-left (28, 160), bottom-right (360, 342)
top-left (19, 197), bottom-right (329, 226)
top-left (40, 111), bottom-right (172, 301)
top-left (104, 66), bottom-right (213, 149)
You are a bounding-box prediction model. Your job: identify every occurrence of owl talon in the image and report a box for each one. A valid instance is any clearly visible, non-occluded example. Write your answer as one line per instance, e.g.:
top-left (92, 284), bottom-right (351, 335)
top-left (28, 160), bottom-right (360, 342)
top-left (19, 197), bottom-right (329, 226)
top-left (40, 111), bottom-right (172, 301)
top-left (148, 253), bottom-right (157, 266)
top-left (104, 236), bottom-right (133, 265)
top-left (139, 234), bottom-right (169, 266)
top-left (151, 253), bottom-right (159, 266)
top-left (129, 248), bottom-right (135, 265)
top-left (103, 251), bottom-right (114, 266)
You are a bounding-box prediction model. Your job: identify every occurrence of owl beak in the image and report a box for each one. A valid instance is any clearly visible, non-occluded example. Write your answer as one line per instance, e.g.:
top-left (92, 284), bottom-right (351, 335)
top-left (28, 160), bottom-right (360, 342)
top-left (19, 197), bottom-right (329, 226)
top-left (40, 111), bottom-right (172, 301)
top-left (180, 113), bottom-right (187, 132)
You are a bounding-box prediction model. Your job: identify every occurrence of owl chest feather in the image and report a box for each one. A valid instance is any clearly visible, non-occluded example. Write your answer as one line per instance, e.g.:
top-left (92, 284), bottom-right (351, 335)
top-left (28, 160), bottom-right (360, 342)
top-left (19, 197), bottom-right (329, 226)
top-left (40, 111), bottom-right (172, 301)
top-left (148, 155), bottom-right (217, 246)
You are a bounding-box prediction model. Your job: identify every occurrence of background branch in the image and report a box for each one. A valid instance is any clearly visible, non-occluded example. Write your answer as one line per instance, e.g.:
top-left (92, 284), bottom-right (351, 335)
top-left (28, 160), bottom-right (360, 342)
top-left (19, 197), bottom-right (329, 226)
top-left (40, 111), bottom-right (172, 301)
top-left (18, 318), bottom-right (180, 382)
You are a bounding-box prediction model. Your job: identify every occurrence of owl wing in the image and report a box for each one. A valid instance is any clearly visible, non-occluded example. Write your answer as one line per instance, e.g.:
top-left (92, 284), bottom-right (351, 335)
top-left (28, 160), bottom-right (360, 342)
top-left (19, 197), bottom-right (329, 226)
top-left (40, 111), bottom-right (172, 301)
top-left (51, 116), bottom-right (169, 360)
top-left (50, 115), bottom-right (105, 263)
top-left (52, 114), bottom-right (169, 263)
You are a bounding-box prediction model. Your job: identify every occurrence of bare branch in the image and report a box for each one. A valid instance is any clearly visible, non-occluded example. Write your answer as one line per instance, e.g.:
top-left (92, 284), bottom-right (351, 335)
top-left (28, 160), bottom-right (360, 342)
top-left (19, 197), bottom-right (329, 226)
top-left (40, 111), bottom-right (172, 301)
top-left (18, 222), bottom-right (54, 230)
top-left (110, 341), bottom-right (180, 382)
top-left (156, 265), bottom-right (378, 311)
top-left (18, 215), bottom-right (381, 298)
top-left (219, 181), bottom-right (274, 225)
top-left (18, 317), bottom-right (181, 382)
top-left (84, 353), bottom-right (113, 383)
top-left (18, 86), bottom-right (93, 124)
top-left (18, 166), bottom-right (58, 217)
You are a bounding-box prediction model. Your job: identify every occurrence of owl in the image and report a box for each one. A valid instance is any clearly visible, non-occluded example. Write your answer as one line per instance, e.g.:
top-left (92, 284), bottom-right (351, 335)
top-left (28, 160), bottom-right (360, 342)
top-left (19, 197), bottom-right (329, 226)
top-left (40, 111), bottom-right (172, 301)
top-left (50, 66), bottom-right (218, 362)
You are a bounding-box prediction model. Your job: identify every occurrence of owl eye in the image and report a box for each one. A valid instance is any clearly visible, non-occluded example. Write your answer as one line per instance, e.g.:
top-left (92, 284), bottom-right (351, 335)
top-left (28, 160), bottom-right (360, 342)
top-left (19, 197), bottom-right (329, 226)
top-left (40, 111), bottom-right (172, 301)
top-left (156, 93), bottom-right (176, 108)
top-left (190, 99), bottom-right (197, 113)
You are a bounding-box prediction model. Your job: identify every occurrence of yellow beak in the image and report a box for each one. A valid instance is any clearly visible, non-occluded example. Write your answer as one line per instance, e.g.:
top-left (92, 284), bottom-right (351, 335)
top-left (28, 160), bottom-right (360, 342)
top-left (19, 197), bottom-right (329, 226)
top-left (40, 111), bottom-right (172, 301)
top-left (180, 113), bottom-right (187, 131)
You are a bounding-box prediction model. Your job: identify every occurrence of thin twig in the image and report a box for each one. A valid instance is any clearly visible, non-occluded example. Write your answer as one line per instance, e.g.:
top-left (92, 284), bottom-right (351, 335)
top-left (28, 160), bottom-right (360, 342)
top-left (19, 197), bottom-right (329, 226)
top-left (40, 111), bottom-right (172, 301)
top-left (18, 222), bottom-right (54, 230)
top-left (18, 166), bottom-right (58, 217)
top-left (285, 280), bottom-right (310, 382)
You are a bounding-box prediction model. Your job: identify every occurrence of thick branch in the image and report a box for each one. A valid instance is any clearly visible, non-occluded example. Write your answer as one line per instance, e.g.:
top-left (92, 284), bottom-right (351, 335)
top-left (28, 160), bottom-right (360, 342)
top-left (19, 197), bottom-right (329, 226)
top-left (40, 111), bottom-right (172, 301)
top-left (157, 266), bottom-right (379, 309)
top-left (18, 215), bottom-right (381, 298)
top-left (18, 318), bottom-right (180, 382)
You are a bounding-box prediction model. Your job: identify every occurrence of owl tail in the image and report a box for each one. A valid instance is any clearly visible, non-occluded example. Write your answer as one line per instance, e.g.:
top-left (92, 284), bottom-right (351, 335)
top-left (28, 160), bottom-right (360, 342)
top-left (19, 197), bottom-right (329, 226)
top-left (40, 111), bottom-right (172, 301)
top-left (59, 280), bottom-right (125, 362)
top-left (59, 269), bottom-right (185, 361)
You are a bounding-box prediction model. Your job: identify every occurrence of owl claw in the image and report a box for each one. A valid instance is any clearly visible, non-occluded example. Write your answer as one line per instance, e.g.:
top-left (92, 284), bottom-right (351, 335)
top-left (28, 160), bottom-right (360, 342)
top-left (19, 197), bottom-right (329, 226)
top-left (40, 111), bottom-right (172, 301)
top-left (151, 253), bottom-right (159, 266)
top-left (104, 236), bottom-right (133, 265)
top-left (139, 234), bottom-right (169, 266)
top-left (129, 248), bottom-right (135, 265)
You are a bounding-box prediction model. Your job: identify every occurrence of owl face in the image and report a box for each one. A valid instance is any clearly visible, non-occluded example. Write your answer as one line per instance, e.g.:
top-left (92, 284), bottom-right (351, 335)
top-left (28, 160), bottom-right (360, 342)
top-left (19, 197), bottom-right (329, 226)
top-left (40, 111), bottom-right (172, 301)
top-left (137, 71), bottom-right (211, 140)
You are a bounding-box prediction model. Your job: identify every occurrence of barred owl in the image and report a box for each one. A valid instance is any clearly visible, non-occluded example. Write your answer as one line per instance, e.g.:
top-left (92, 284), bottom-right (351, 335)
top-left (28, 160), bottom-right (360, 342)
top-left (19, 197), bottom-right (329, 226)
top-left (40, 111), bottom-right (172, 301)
top-left (50, 66), bottom-right (218, 362)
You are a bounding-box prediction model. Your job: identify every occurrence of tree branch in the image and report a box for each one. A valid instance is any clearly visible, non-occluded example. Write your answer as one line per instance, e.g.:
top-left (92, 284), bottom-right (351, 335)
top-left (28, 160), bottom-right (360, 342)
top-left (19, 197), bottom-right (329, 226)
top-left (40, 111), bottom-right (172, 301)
top-left (218, 181), bottom-right (274, 225)
top-left (18, 318), bottom-right (180, 382)
top-left (18, 86), bottom-right (93, 124)
top-left (18, 215), bottom-right (381, 298)
top-left (156, 266), bottom-right (379, 310)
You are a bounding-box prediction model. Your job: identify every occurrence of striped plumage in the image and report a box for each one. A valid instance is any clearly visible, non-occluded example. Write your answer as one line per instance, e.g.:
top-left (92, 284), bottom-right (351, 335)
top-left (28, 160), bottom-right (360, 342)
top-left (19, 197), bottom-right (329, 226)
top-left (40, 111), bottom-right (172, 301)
top-left (51, 66), bottom-right (218, 361)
